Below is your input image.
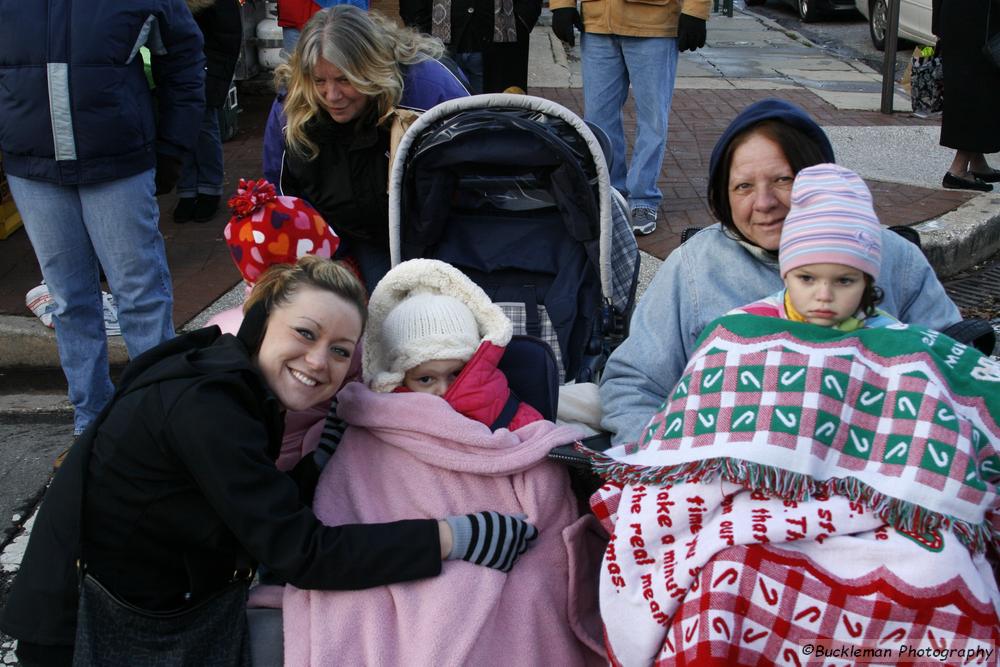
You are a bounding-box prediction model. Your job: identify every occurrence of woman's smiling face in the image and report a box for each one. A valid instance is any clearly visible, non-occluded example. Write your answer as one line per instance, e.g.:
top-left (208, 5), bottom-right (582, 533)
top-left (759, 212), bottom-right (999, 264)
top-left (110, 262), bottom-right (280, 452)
top-left (255, 286), bottom-right (363, 411)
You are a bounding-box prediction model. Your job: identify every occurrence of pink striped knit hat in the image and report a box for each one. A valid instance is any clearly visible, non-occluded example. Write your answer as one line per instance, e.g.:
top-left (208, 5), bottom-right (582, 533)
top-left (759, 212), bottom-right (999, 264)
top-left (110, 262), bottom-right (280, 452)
top-left (779, 163), bottom-right (882, 279)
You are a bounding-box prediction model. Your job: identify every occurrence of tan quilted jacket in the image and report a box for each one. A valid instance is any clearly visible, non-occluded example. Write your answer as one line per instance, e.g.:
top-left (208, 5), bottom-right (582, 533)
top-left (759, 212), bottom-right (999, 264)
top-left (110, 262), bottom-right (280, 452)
top-left (549, 0), bottom-right (710, 38)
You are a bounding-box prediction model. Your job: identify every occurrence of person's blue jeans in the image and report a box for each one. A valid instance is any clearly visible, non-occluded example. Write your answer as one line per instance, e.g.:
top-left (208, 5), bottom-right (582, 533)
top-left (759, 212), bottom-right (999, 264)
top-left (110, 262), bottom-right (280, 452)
top-left (451, 51), bottom-right (484, 95)
top-left (348, 239), bottom-right (391, 296)
top-left (282, 27), bottom-right (301, 58)
top-left (580, 33), bottom-right (678, 211)
top-left (177, 105), bottom-right (224, 198)
top-left (8, 170), bottom-right (175, 434)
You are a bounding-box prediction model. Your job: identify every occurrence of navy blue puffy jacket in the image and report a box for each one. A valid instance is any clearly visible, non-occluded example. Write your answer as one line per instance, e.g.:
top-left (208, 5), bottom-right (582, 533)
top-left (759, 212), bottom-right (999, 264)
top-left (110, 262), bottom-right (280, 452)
top-left (0, 0), bottom-right (206, 185)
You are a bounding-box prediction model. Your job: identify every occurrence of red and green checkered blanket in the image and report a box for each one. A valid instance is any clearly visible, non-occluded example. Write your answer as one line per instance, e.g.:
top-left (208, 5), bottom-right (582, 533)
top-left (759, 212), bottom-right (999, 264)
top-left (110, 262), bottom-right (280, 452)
top-left (590, 314), bottom-right (1000, 550)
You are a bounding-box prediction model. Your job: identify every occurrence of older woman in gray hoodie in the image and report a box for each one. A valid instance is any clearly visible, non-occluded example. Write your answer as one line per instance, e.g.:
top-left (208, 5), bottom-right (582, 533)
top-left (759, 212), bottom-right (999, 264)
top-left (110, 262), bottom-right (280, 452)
top-left (598, 98), bottom-right (961, 445)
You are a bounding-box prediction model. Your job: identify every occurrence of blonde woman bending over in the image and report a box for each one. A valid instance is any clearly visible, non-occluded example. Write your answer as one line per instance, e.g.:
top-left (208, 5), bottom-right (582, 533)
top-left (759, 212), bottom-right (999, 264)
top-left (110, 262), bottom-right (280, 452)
top-left (261, 5), bottom-right (469, 294)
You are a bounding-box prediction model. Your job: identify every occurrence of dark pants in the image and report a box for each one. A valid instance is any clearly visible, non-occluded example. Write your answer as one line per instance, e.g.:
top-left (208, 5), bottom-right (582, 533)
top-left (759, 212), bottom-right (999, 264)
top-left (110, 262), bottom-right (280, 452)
top-left (349, 239), bottom-right (392, 296)
top-left (14, 641), bottom-right (74, 667)
top-left (247, 608), bottom-right (283, 667)
top-left (483, 33), bottom-right (531, 93)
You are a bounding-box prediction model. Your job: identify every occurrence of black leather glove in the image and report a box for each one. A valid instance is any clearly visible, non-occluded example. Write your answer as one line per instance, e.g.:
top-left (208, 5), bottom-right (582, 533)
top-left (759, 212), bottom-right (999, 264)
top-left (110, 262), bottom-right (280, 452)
top-left (445, 511), bottom-right (539, 572)
top-left (154, 153), bottom-right (183, 196)
top-left (552, 7), bottom-right (583, 46)
top-left (676, 14), bottom-right (707, 52)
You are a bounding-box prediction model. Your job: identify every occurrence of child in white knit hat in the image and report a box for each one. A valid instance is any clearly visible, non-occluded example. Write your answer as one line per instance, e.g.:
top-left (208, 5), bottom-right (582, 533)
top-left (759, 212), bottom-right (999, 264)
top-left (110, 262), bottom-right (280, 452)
top-left (364, 258), bottom-right (544, 429)
top-left (731, 163), bottom-right (898, 331)
top-left (382, 291), bottom-right (481, 397)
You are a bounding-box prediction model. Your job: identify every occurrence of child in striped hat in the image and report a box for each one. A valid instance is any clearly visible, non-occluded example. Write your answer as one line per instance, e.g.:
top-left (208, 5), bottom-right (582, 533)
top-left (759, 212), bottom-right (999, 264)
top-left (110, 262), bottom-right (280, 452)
top-left (730, 163), bottom-right (897, 331)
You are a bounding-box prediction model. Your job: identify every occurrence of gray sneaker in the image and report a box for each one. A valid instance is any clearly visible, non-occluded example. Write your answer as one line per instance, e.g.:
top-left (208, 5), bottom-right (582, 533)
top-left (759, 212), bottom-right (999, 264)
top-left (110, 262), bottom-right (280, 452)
top-left (631, 207), bottom-right (657, 235)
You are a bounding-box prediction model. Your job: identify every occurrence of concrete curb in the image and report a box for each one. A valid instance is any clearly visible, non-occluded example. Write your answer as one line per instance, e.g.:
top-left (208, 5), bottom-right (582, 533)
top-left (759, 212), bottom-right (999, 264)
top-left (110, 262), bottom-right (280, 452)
top-left (0, 315), bottom-right (128, 371)
top-left (918, 194), bottom-right (1000, 279)
top-left (0, 392), bottom-right (73, 420)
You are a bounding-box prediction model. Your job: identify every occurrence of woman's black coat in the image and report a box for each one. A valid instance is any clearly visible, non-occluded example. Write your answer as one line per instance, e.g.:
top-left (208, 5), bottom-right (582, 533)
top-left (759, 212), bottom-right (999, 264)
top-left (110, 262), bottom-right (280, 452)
top-left (934, 0), bottom-right (1000, 152)
top-left (192, 0), bottom-right (243, 107)
top-left (0, 327), bottom-right (441, 650)
top-left (281, 113), bottom-right (393, 246)
top-left (398, 0), bottom-right (540, 91)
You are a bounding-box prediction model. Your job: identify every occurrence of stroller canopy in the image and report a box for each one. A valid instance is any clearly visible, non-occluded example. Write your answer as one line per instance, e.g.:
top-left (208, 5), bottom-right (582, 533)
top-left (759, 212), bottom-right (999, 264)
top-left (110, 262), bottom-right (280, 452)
top-left (388, 94), bottom-right (638, 381)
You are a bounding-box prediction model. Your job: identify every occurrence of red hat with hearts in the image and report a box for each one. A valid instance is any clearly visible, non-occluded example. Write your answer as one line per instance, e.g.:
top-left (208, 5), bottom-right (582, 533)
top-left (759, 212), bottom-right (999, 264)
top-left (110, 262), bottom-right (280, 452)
top-left (223, 178), bottom-right (339, 285)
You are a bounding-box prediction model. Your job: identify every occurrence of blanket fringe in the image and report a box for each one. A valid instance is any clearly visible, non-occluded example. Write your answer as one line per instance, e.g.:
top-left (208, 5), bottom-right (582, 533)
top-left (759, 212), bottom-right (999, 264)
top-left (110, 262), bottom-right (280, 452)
top-left (583, 448), bottom-right (993, 552)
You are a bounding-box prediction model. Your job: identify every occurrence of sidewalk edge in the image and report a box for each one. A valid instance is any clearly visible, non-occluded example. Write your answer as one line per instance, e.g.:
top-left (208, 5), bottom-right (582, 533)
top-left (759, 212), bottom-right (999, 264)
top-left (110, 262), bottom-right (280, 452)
top-left (919, 195), bottom-right (1000, 279)
top-left (0, 315), bottom-right (128, 370)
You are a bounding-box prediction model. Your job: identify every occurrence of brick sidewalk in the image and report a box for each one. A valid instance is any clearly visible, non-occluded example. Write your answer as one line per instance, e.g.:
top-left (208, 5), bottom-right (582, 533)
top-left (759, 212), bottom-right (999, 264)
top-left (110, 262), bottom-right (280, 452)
top-left (0, 95), bottom-right (273, 324)
top-left (0, 85), bottom-right (973, 324)
top-left (535, 86), bottom-right (976, 259)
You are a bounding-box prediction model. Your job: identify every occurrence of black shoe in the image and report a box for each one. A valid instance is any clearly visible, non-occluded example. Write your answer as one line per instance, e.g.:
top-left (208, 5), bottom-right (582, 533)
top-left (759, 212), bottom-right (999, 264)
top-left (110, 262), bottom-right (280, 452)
top-left (970, 167), bottom-right (1000, 183)
top-left (172, 197), bottom-right (197, 223)
top-left (192, 195), bottom-right (221, 223)
top-left (942, 172), bottom-right (993, 192)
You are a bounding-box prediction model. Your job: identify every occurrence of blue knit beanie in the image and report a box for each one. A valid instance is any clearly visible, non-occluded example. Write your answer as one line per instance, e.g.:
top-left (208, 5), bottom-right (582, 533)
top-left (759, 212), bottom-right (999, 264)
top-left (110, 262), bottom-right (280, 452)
top-left (708, 99), bottom-right (836, 190)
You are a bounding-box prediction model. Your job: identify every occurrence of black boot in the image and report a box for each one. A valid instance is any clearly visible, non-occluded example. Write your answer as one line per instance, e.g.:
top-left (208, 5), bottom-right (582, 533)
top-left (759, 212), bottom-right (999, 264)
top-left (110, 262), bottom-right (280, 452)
top-left (173, 197), bottom-right (197, 223)
top-left (192, 194), bottom-right (221, 223)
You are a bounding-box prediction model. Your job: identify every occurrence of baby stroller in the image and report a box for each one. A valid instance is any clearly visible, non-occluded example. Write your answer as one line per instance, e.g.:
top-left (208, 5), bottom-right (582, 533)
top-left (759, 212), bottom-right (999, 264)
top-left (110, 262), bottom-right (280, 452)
top-left (388, 94), bottom-right (640, 386)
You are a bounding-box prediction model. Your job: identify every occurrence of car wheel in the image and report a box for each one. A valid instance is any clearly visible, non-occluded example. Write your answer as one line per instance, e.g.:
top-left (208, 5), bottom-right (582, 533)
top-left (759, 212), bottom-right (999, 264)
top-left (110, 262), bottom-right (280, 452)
top-left (869, 0), bottom-right (887, 50)
top-left (798, 0), bottom-right (819, 22)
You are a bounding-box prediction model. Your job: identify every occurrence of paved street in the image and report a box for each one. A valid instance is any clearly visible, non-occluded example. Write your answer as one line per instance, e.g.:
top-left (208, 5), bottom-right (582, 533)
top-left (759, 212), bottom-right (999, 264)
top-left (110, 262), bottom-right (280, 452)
top-left (749, 1), bottom-right (918, 78)
top-left (0, 421), bottom-right (70, 547)
top-left (0, 417), bottom-right (72, 662)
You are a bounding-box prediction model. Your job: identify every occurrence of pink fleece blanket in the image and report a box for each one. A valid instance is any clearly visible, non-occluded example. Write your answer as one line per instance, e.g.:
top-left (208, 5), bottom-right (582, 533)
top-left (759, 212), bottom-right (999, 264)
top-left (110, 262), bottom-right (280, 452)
top-left (281, 382), bottom-right (607, 666)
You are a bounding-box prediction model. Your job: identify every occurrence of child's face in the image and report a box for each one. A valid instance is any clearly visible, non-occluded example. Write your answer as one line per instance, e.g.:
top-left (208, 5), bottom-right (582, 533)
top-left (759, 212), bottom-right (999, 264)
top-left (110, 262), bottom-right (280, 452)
top-left (783, 263), bottom-right (867, 327)
top-left (403, 358), bottom-right (467, 397)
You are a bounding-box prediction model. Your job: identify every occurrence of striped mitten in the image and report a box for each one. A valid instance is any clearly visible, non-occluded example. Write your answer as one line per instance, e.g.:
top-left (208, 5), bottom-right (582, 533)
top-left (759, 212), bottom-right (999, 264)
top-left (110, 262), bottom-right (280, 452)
top-left (314, 399), bottom-right (346, 470)
top-left (444, 511), bottom-right (538, 572)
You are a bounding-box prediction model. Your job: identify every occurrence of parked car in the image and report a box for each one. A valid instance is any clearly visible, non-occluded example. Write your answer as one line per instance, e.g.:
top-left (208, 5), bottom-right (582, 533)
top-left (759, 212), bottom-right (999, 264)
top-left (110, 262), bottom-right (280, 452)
top-left (746, 0), bottom-right (858, 24)
top-left (854, 0), bottom-right (935, 50)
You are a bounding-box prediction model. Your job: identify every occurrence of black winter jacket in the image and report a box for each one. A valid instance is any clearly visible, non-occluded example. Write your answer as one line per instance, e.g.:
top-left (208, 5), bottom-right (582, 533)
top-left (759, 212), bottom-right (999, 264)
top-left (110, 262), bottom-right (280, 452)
top-left (0, 327), bottom-right (441, 648)
top-left (191, 0), bottom-right (243, 107)
top-left (0, 0), bottom-right (206, 184)
top-left (281, 112), bottom-right (392, 246)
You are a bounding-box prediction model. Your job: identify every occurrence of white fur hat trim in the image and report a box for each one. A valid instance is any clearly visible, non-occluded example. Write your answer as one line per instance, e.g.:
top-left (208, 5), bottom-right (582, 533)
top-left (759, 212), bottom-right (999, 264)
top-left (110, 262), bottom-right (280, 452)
top-left (364, 259), bottom-right (513, 392)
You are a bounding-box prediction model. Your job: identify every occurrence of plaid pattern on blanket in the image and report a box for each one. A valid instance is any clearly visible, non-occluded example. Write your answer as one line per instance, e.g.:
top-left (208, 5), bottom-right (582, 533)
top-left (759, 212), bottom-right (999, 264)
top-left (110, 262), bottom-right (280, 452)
top-left (498, 302), bottom-right (565, 381)
top-left (589, 315), bottom-right (1000, 549)
top-left (593, 478), bottom-right (1000, 667)
top-left (659, 540), bottom-right (1000, 666)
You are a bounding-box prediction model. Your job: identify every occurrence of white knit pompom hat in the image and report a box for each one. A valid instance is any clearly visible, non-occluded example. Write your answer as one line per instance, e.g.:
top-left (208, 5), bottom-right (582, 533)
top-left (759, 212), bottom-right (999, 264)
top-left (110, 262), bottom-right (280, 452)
top-left (382, 292), bottom-right (480, 373)
top-left (364, 259), bottom-right (513, 392)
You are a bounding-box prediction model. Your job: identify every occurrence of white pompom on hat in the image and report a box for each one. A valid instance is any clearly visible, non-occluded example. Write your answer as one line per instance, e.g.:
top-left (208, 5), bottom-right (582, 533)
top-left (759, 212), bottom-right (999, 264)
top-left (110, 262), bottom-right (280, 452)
top-left (364, 259), bottom-right (513, 393)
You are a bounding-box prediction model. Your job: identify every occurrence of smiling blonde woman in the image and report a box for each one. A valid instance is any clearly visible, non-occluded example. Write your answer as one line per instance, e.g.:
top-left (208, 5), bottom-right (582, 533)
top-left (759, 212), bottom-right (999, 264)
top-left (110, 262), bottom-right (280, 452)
top-left (2, 256), bottom-right (538, 666)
